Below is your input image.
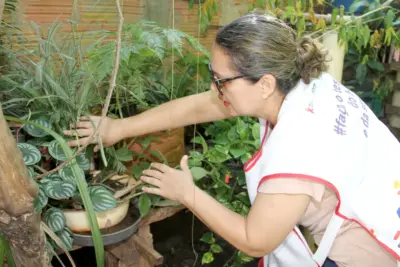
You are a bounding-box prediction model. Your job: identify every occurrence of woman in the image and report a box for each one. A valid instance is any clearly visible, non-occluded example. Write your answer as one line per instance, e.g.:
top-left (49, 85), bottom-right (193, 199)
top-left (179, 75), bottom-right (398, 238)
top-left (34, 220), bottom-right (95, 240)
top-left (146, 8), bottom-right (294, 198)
top-left (65, 14), bottom-right (399, 267)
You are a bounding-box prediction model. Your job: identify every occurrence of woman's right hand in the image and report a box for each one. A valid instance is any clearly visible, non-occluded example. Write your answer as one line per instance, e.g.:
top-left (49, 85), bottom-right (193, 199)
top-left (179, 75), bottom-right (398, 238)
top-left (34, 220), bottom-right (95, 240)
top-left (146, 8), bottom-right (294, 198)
top-left (64, 116), bottom-right (123, 152)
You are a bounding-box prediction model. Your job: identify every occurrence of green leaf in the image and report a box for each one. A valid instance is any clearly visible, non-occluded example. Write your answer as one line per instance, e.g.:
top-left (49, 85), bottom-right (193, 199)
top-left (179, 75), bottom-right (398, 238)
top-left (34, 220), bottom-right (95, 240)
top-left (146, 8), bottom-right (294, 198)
top-left (356, 64), bottom-right (367, 85)
top-left (200, 232), bottom-right (215, 244)
top-left (57, 227), bottom-right (73, 251)
top-left (385, 10), bottom-right (395, 28)
top-left (115, 147), bottom-right (134, 162)
top-left (348, 0), bottom-right (368, 13)
top-left (201, 252), bottom-right (214, 265)
top-left (230, 147), bottom-right (247, 159)
top-left (367, 60), bottom-right (384, 72)
top-left (27, 167), bottom-right (35, 178)
top-left (41, 173), bottom-right (63, 184)
top-left (210, 243), bottom-right (223, 254)
top-left (190, 135), bottom-right (208, 153)
top-left (131, 165), bottom-right (143, 178)
top-left (76, 153), bottom-right (90, 171)
top-left (138, 194), bottom-right (152, 217)
top-left (44, 207), bottom-right (66, 232)
top-left (59, 164), bottom-right (84, 183)
top-left (23, 118), bottom-right (51, 137)
top-left (235, 192), bottom-right (251, 206)
top-left (89, 186), bottom-right (117, 212)
top-left (140, 136), bottom-right (159, 150)
top-left (252, 123), bottom-right (260, 140)
top-left (48, 140), bottom-right (68, 161)
top-left (190, 166), bottom-right (209, 180)
top-left (331, 8), bottom-right (339, 25)
top-left (33, 183), bottom-right (48, 212)
top-left (238, 251), bottom-right (253, 262)
top-left (17, 143), bottom-right (41, 165)
top-left (44, 180), bottom-right (77, 200)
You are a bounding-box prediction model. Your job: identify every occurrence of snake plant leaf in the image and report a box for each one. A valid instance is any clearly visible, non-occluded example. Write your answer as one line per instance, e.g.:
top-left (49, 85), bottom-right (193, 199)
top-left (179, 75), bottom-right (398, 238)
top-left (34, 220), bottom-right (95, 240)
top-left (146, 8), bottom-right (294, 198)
top-left (48, 140), bottom-right (68, 161)
top-left (44, 207), bottom-right (66, 232)
top-left (57, 227), bottom-right (73, 251)
top-left (43, 180), bottom-right (76, 200)
top-left (17, 143), bottom-right (41, 165)
top-left (23, 118), bottom-right (51, 137)
top-left (59, 164), bottom-right (84, 183)
top-left (33, 183), bottom-right (48, 212)
top-left (76, 153), bottom-right (90, 171)
top-left (88, 186), bottom-right (117, 212)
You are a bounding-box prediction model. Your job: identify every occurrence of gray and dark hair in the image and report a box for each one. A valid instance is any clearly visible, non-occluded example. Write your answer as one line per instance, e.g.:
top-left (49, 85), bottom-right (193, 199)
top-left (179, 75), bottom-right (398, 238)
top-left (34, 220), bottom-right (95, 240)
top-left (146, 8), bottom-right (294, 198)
top-left (215, 13), bottom-right (329, 93)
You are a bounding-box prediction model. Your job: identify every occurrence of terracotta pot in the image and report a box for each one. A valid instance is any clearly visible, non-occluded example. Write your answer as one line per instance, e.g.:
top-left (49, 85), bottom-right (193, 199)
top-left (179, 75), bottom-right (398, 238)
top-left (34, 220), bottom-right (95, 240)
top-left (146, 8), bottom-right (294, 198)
top-left (127, 127), bottom-right (185, 168)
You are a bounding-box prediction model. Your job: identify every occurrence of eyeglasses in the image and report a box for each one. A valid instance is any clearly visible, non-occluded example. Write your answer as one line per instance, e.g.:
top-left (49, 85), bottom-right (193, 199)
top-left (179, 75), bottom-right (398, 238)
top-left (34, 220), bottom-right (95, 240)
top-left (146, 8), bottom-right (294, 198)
top-left (208, 63), bottom-right (245, 96)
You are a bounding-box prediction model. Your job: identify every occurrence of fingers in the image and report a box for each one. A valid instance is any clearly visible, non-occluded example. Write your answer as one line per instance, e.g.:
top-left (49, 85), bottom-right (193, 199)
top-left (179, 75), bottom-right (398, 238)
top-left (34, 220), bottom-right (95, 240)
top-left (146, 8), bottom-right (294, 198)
top-left (180, 155), bottom-right (190, 173)
top-left (140, 176), bottom-right (162, 188)
top-left (73, 121), bottom-right (95, 129)
top-left (142, 186), bottom-right (164, 197)
top-left (150, 162), bottom-right (171, 173)
top-left (142, 169), bottom-right (164, 180)
top-left (64, 129), bottom-right (93, 137)
top-left (67, 137), bottom-right (94, 147)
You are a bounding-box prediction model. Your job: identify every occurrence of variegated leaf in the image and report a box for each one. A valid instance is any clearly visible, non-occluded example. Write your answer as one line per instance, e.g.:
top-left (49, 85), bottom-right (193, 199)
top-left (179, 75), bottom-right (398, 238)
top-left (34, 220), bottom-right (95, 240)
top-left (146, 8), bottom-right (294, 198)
top-left (89, 186), bottom-right (117, 212)
top-left (40, 173), bottom-right (63, 184)
top-left (44, 207), bottom-right (66, 232)
top-left (76, 153), bottom-right (90, 171)
top-left (43, 180), bottom-right (76, 200)
top-left (23, 118), bottom-right (51, 137)
top-left (27, 167), bottom-right (35, 178)
top-left (48, 140), bottom-right (68, 161)
top-left (17, 143), bottom-right (41, 165)
top-left (33, 183), bottom-right (48, 212)
top-left (59, 164), bottom-right (84, 183)
top-left (57, 227), bottom-right (73, 251)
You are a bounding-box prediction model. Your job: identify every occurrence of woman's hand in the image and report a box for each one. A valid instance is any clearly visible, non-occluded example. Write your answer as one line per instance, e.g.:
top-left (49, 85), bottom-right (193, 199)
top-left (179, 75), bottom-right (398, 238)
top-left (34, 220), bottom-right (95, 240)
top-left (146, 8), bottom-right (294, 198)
top-left (64, 116), bottom-right (123, 152)
top-left (141, 155), bottom-right (195, 204)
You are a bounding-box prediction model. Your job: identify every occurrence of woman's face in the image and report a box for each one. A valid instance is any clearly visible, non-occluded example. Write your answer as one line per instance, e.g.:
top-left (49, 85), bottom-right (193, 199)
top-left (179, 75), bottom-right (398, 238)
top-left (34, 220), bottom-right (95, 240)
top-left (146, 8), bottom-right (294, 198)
top-left (209, 44), bottom-right (277, 118)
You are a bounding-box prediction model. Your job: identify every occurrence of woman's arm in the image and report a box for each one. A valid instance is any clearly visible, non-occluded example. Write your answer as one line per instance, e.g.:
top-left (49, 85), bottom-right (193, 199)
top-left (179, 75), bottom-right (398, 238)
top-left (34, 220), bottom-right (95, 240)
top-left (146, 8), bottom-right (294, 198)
top-left (66, 90), bottom-right (232, 148)
top-left (183, 185), bottom-right (311, 257)
top-left (141, 157), bottom-right (311, 258)
top-left (118, 90), bottom-right (233, 139)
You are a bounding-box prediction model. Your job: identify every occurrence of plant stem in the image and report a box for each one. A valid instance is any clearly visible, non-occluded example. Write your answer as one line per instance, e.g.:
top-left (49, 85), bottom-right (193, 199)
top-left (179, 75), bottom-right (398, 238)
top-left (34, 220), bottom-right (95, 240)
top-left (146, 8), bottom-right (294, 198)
top-left (34, 0), bottom-right (124, 179)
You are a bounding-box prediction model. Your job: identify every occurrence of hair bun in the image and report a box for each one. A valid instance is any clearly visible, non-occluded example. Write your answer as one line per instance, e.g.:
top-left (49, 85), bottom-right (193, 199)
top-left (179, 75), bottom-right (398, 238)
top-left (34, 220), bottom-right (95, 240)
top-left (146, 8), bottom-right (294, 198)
top-left (295, 36), bottom-right (328, 84)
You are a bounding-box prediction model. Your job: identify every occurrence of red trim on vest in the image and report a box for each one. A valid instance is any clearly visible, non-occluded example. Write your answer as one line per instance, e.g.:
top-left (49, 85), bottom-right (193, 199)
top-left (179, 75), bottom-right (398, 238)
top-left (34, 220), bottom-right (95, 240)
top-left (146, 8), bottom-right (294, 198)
top-left (258, 173), bottom-right (400, 262)
top-left (258, 258), bottom-right (264, 267)
top-left (244, 122), bottom-right (270, 172)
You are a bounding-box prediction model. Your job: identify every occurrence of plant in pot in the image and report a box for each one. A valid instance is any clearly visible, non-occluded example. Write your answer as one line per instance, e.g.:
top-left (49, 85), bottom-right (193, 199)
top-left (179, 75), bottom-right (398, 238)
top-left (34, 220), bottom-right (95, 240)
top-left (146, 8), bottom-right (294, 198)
top-left (85, 20), bottom-right (211, 171)
top-left (0, 21), bottom-right (142, 264)
top-left (187, 117), bottom-right (260, 266)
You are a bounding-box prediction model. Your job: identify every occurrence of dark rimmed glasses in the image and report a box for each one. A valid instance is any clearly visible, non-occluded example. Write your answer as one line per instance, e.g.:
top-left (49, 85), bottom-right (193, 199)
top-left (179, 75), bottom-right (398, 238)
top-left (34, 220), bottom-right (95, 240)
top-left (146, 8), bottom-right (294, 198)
top-left (208, 63), bottom-right (245, 96)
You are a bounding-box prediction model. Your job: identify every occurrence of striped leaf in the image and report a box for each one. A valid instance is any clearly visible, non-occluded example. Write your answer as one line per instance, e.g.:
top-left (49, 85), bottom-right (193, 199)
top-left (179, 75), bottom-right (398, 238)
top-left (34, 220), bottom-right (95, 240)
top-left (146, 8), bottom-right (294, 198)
top-left (17, 143), bottom-right (41, 165)
top-left (76, 153), bottom-right (90, 171)
top-left (89, 186), bottom-right (117, 212)
top-left (33, 183), bottom-right (48, 212)
top-left (27, 167), bottom-right (35, 178)
top-left (43, 180), bottom-right (76, 200)
top-left (41, 173), bottom-right (63, 184)
top-left (59, 164), bottom-right (84, 183)
top-left (44, 207), bottom-right (66, 232)
top-left (23, 118), bottom-right (51, 137)
top-left (48, 140), bottom-right (68, 161)
top-left (57, 227), bottom-right (73, 251)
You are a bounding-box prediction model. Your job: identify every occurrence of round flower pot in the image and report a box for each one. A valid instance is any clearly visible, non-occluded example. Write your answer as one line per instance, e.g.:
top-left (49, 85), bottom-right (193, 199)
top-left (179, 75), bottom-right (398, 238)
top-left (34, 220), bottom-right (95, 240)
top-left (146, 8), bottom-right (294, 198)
top-left (64, 200), bottom-right (130, 233)
top-left (321, 31), bottom-right (345, 82)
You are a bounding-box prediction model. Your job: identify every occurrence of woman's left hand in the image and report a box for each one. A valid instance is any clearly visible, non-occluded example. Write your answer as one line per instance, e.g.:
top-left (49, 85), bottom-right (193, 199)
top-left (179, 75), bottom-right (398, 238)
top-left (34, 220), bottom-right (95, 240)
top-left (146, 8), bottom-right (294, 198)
top-left (140, 155), bottom-right (195, 204)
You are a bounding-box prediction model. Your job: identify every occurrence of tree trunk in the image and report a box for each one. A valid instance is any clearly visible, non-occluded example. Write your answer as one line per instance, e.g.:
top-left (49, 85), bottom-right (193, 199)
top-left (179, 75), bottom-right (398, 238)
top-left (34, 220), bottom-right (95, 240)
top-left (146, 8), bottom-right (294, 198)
top-left (0, 105), bottom-right (49, 267)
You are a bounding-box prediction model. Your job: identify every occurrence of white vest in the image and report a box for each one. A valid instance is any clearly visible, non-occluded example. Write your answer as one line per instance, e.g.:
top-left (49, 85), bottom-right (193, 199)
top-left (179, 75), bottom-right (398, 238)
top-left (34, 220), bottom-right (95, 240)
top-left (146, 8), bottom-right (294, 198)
top-left (244, 73), bottom-right (400, 267)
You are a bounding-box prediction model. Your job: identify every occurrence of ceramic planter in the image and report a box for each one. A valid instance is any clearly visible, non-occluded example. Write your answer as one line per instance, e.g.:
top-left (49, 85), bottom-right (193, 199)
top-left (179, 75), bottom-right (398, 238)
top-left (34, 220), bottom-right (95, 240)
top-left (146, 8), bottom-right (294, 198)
top-left (321, 31), bottom-right (346, 82)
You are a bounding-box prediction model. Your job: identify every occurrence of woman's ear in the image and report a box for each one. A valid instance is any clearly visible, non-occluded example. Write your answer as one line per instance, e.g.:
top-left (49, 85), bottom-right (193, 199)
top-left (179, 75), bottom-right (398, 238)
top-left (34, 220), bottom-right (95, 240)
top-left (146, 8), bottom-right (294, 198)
top-left (259, 74), bottom-right (276, 99)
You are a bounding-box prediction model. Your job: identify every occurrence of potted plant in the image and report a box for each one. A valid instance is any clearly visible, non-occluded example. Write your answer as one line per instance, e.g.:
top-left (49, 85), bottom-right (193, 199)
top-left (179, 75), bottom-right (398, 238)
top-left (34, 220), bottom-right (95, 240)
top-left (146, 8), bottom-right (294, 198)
top-left (85, 20), bottom-right (211, 169)
top-left (0, 20), bottom-right (143, 263)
